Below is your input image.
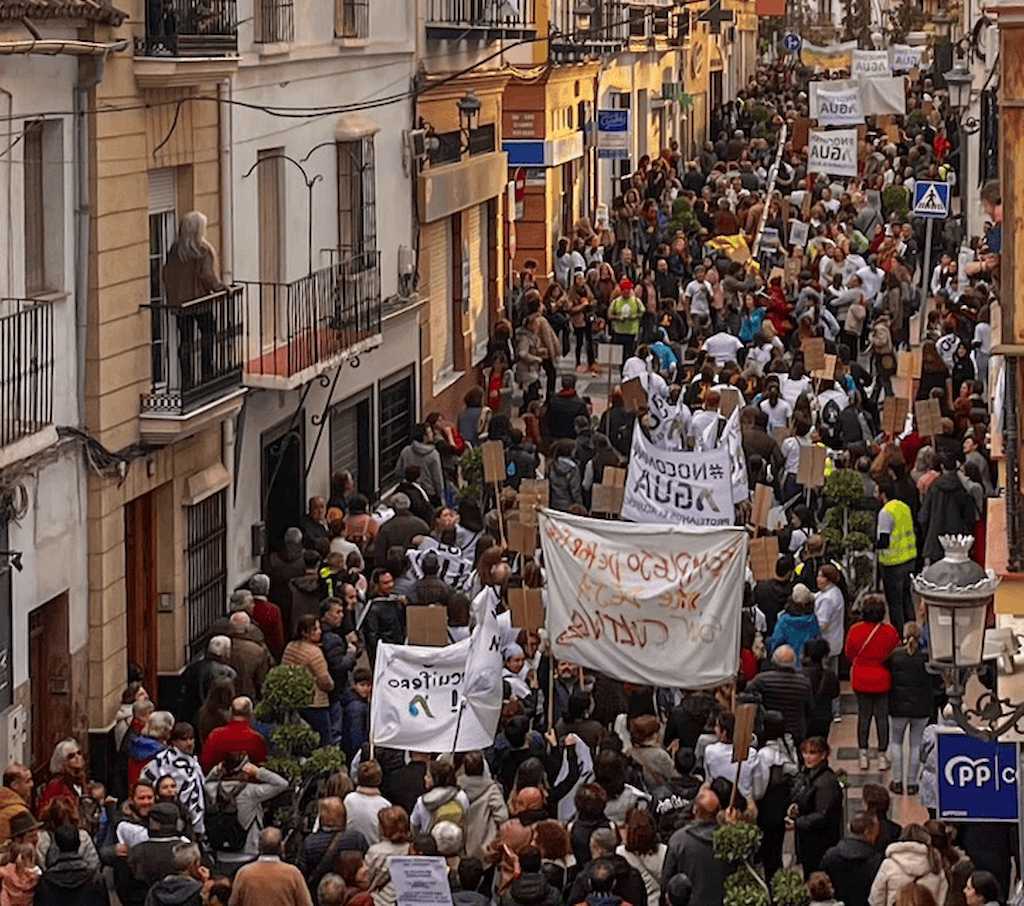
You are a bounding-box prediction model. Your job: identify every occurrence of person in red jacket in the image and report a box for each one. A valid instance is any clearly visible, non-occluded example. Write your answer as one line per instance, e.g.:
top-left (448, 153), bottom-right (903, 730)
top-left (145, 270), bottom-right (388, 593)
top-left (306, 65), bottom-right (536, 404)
top-left (844, 594), bottom-right (900, 772)
top-left (247, 574), bottom-right (285, 661)
top-left (199, 696), bottom-right (268, 773)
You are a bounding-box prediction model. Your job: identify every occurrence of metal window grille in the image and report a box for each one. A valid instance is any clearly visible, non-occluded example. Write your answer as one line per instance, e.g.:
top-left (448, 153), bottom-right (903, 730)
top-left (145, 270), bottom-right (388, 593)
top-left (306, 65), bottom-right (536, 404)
top-left (185, 491), bottom-right (228, 657)
top-left (255, 0), bottom-right (294, 43)
top-left (337, 137), bottom-right (377, 260)
top-left (378, 370), bottom-right (415, 484)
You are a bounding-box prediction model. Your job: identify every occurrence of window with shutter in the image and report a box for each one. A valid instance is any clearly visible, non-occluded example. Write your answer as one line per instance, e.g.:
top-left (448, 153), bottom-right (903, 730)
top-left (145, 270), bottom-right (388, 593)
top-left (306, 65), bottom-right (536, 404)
top-left (378, 368), bottom-right (416, 485)
top-left (337, 137), bottom-right (377, 266)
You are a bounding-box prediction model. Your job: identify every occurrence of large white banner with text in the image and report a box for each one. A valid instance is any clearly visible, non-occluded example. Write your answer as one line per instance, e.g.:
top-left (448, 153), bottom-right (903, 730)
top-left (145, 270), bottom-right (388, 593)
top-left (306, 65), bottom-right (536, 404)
top-left (812, 86), bottom-right (864, 125)
top-left (539, 509), bottom-right (745, 688)
top-left (622, 425), bottom-right (734, 526)
top-left (370, 590), bottom-right (503, 752)
top-left (851, 49), bottom-right (891, 78)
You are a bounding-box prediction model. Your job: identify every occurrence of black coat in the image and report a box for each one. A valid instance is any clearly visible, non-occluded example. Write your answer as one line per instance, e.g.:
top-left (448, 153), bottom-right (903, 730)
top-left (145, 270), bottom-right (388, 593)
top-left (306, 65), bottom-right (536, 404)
top-left (362, 596), bottom-right (407, 666)
top-left (566, 855), bottom-right (646, 906)
top-left (821, 837), bottom-right (884, 906)
top-left (887, 647), bottom-right (938, 718)
top-left (546, 392), bottom-right (589, 440)
top-left (920, 472), bottom-right (978, 562)
top-left (791, 763), bottom-right (843, 875)
top-left (36, 855), bottom-right (109, 906)
top-left (747, 667), bottom-right (814, 743)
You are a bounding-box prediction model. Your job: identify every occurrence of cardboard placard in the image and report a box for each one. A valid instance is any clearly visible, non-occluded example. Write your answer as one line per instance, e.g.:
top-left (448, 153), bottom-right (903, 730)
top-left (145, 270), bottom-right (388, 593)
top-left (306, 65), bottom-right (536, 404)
top-left (803, 337), bottom-right (826, 372)
top-left (597, 343), bottom-right (623, 367)
top-left (792, 116), bottom-right (810, 150)
top-left (719, 386), bottom-right (742, 418)
top-left (733, 703), bottom-right (758, 763)
top-left (751, 483), bottom-right (774, 529)
top-left (507, 518), bottom-right (538, 555)
top-left (621, 377), bottom-right (647, 413)
top-left (749, 535), bottom-right (780, 581)
top-left (915, 398), bottom-right (943, 438)
top-left (518, 479), bottom-right (549, 525)
top-left (481, 440), bottom-right (506, 485)
top-left (889, 375), bottom-right (913, 402)
top-left (591, 484), bottom-right (625, 515)
top-left (772, 426), bottom-right (790, 445)
top-left (882, 396), bottom-right (911, 436)
top-left (885, 124), bottom-right (900, 143)
top-left (406, 606), bottom-right (449, 647)
top-left (785, 255), bottom-right (802, 283)
top-left (897, 349), bottom-right (922, 379)
top-left (509, 587), bottom-right (544, 631)
top-left (812, 353), bottom-right (836, 381)
top-left (797, 444), bottom-right (827, 488)
top-left (603, 466), bottom-right (627, 488)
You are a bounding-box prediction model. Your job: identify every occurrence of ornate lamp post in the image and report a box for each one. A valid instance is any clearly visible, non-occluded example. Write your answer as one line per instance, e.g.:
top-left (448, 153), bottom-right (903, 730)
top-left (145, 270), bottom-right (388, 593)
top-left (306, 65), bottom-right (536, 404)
top-left (915, 535), bottom-right (1011, 740)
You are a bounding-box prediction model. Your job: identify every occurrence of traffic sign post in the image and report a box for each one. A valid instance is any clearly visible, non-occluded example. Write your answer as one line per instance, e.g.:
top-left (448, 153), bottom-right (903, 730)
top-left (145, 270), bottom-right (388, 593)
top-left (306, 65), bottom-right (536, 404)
top-left (936, 731), bottom-right (1019, 822)
top-left (913, 180), bottom-right (951, 344)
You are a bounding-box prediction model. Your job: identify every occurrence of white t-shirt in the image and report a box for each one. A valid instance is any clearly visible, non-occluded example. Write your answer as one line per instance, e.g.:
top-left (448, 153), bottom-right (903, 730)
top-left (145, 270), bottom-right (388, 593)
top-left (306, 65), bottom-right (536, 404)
top-left (759, 398), bottom-right (792, 432)
top-left (814, 585), bottom-right (846, 656)
top-left (780, 375), bottom-right (811, 406)
top-left (703, 332), bottom-right (745, 367)
top-left (344, 790), bottom-right (392, 845)
top-left (685, 279), bottom-right (712, 317)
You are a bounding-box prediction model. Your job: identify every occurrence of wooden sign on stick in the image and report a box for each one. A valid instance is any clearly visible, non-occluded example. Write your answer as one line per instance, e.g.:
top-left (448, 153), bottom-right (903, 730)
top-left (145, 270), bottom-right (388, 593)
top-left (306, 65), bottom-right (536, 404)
top-left (749, 535), bottom-right (780, 581)
top-left (882, 397), bottom-right (911, 436)
top-left (509, 587), bottom-right (544, 632)
top-left (621, 378), bottom-right (647, 413)
top-left (507, 518), bottom-right (538, 555)
top-left (591, 484), bottom-right (625, 515)
top-left (406, 606), bottom-right (449, 647)
top-left (751, 484), bottom-right (774, 529)
top-left (915, 398), bottom-right (943, 438)
top-left (603, 467), bottom-right (627, 488)
top-left (897, 349), bottom-right (922, 379)
top-left (597, 343), bottom-right (623, 367)
top-left (733, 703), bottom-right (758, 763)
top-left (797, 445), bottom-right (827, 488)
top-left (803, 337), bottom-right (826, 372)
top-left (481, 441), bottom-right (506, 485)
top-left (811, 353), bottom-right (836, 381)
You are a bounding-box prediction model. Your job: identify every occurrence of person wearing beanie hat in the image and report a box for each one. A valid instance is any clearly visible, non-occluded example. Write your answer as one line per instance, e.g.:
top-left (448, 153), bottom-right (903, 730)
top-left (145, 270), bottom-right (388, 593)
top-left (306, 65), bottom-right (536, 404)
top-left (609, 278), bottom-right (643, 362)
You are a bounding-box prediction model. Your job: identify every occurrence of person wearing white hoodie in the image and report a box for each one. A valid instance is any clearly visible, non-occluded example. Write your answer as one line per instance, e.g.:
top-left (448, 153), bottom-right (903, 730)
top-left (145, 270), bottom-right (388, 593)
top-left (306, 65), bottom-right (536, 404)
top-left (868, 824), bottom-right (949, 906)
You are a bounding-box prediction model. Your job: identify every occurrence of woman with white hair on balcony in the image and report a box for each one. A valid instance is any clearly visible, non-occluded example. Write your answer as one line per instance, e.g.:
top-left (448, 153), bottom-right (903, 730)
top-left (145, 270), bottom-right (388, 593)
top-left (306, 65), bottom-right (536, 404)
top-left (162, 210), bottom-right (227, 389)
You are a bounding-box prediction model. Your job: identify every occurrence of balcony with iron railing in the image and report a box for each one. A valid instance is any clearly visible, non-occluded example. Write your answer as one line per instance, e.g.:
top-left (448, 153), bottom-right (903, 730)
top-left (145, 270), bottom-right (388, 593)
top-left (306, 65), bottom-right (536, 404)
top-left (241, 250), bottom-right (383, 391)
top-left (425, 0), bottom-right (537, 40)
top-left (0, 299), bottom-right (57, 469)
top-left (134, 0), bottom-right (239, 87)
top-left (254, 0), bottom-right (295, 43)
top-left (549, 0), bottom-right (628, 60)
top-left (139, 286), bottom-right (247, 444)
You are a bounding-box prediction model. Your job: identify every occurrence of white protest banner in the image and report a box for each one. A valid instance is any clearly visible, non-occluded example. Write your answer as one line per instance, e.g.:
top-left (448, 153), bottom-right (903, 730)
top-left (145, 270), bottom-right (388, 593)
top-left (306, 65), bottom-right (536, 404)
top-left (407, 537), bottom-right (474, 591)
top-left (852, 49), bottom-right (891, 78)
top-left (646, 392), bottom-right (689, 450)
top-left (721, 407), bottom-right (749, 505)
top-left (800, 40), bottom-right (856, 69)
top-left (808, 128), bottom-right (858, 178)
top-left (370, 589), bottom-right (503, 752)
top-left (810, 77), bottom-right (905, 117)
top-left (789, 220), bottom-right (810, 247)
top-left (890, 44), bottom-right (924, 73)
top-left (622, 424), bottom-right (734, 526)
top-left (813, 86), bottom-right (863, 125)
top-left (389, 857), bottom-right (453, 906)
top-left (538, 508), bottom-right (746, 688)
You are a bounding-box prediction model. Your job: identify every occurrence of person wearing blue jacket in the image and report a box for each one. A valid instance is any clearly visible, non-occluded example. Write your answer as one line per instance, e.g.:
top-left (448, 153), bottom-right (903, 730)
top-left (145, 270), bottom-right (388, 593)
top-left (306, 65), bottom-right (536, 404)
top-left (766, 584), bottom-right (822, 661)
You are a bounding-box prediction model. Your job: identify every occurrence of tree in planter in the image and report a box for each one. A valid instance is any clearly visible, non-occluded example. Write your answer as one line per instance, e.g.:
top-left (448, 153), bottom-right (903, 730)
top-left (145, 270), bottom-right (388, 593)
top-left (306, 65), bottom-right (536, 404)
top-left (714, 822), bottom-right (810, 906)
top-left (821, 468), bottom-right (877, 600)
top-left (458, 446), bottom-right (486, 512)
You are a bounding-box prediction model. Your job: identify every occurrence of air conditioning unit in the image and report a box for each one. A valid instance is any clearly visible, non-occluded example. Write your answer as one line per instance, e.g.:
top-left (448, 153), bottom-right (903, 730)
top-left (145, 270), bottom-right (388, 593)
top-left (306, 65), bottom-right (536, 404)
top-left (405, 129), bottom-right (430, 160)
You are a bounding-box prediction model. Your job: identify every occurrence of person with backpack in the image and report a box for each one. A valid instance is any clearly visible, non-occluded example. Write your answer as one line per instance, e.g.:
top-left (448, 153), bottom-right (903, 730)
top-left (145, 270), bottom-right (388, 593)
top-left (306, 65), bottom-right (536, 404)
top-left (409, 760), bottom-right (469, 834)
top-left (297, 798), bottom-right (368, 897)
top-left (202, 753), bottom-right (287, 861)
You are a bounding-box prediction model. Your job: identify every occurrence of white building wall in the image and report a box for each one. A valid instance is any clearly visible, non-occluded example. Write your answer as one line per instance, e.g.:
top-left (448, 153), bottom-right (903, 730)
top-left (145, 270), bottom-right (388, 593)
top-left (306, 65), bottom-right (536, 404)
top-left (0, 39), bottom-right (89, 755)
top-left (227, 0), bottom-right (420, 585)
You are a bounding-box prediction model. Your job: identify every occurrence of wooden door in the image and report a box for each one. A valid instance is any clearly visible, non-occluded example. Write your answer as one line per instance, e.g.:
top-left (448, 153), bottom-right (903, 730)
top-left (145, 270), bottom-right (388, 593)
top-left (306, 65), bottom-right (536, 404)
top-left (29, 594), bottom-right (70, 780)
top-left (125, 494), bottom-right (158, 696)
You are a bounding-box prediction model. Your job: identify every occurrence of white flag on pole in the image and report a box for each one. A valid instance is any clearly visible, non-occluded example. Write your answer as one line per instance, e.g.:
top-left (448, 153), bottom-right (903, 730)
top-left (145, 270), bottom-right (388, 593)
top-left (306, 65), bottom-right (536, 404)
top-left (370, 589), bottom-right (503, 752)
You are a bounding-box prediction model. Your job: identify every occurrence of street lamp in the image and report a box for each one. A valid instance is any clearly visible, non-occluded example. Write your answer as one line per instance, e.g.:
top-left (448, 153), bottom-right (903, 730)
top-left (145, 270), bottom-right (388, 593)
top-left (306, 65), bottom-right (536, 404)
top-left (915, 535), bottom-right (1007, 739)
top-left (575, 0), bottom-right (594, 33)
top-left (457, 90), bottom-right (481, 154)
top-left (944, 60), bottom-right (973, 111)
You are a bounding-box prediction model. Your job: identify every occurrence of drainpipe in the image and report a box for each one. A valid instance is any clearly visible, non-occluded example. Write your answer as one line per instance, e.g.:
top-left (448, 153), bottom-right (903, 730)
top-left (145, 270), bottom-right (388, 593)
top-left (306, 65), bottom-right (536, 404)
top-left (218, 78), bottom-right (234, 285)
top-left (74, 55), bottom-right (106, 429)
top-left (0, 88), bottom-right (12, 299)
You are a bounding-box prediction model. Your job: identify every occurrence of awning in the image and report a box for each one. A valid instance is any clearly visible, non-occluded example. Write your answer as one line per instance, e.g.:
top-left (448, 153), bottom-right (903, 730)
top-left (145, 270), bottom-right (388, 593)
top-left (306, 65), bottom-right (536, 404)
top-left (335, 112), bottom-right (381, 141)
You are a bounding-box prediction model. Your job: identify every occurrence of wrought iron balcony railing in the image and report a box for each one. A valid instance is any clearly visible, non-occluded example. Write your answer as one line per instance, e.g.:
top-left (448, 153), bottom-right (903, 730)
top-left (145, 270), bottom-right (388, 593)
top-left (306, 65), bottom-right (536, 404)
top-left (425, 0), bottom-right (537, 39)
top-left (139, 0), bottom-right (238, 57)
top-left (549, 0), bottom-right (628, 59)
top-left (0, 299), bottom-right (54, 449)
top-left (141, 286), bottom-right (245, 416)
top-left (242, 251), bottom-right (382, 386)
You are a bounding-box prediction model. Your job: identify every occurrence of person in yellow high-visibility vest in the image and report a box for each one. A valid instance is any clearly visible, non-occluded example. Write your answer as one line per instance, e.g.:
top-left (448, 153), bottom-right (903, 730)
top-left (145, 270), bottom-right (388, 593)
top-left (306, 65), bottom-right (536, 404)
top-left (877, 481), bottom-right (918, 633)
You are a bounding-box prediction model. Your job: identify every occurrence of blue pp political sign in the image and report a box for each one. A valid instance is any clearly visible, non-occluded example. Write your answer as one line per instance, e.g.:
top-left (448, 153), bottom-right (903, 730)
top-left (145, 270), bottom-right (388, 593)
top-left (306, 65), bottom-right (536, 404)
top-left (783, 33), bottom-right (802, 52)
top-left (937, 731), bottom-right (1019, 822)
top-left (913, 180), bottom-right (951, 219)
top-left (597, 110), bottom-right (630, 160)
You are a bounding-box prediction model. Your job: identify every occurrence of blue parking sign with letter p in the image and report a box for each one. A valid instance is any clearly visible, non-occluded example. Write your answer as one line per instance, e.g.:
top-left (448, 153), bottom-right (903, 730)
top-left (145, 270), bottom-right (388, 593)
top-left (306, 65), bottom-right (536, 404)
top-left (937, 732), bottom-right (1019, 822)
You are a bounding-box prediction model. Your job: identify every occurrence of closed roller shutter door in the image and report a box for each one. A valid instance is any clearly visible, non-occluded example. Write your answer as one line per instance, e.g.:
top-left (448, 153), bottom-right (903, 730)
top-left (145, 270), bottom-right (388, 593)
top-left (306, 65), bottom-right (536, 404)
top-left (426, 218), bottom-right (453, 380)
top-left (467, 204), bottom-right (487, 364)
top-left (330, 404), bottom-right (359, 485)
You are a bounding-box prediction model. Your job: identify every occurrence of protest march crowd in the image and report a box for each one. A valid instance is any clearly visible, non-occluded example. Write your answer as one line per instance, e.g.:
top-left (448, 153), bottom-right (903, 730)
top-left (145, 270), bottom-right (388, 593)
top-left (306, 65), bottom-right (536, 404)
top-left (0, 37), bottom-right (1010, 906)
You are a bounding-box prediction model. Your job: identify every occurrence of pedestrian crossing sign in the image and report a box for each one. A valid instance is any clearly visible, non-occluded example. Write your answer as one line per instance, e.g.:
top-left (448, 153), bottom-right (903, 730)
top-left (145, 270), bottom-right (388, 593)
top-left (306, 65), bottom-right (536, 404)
top-left (913, 180), bottom-right (951, 219)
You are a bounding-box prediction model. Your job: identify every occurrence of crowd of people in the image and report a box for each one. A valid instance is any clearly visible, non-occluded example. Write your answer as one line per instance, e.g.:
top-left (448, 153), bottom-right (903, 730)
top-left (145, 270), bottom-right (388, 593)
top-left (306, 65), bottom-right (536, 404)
top-left (0, 48), bottom-right (1009, 906)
